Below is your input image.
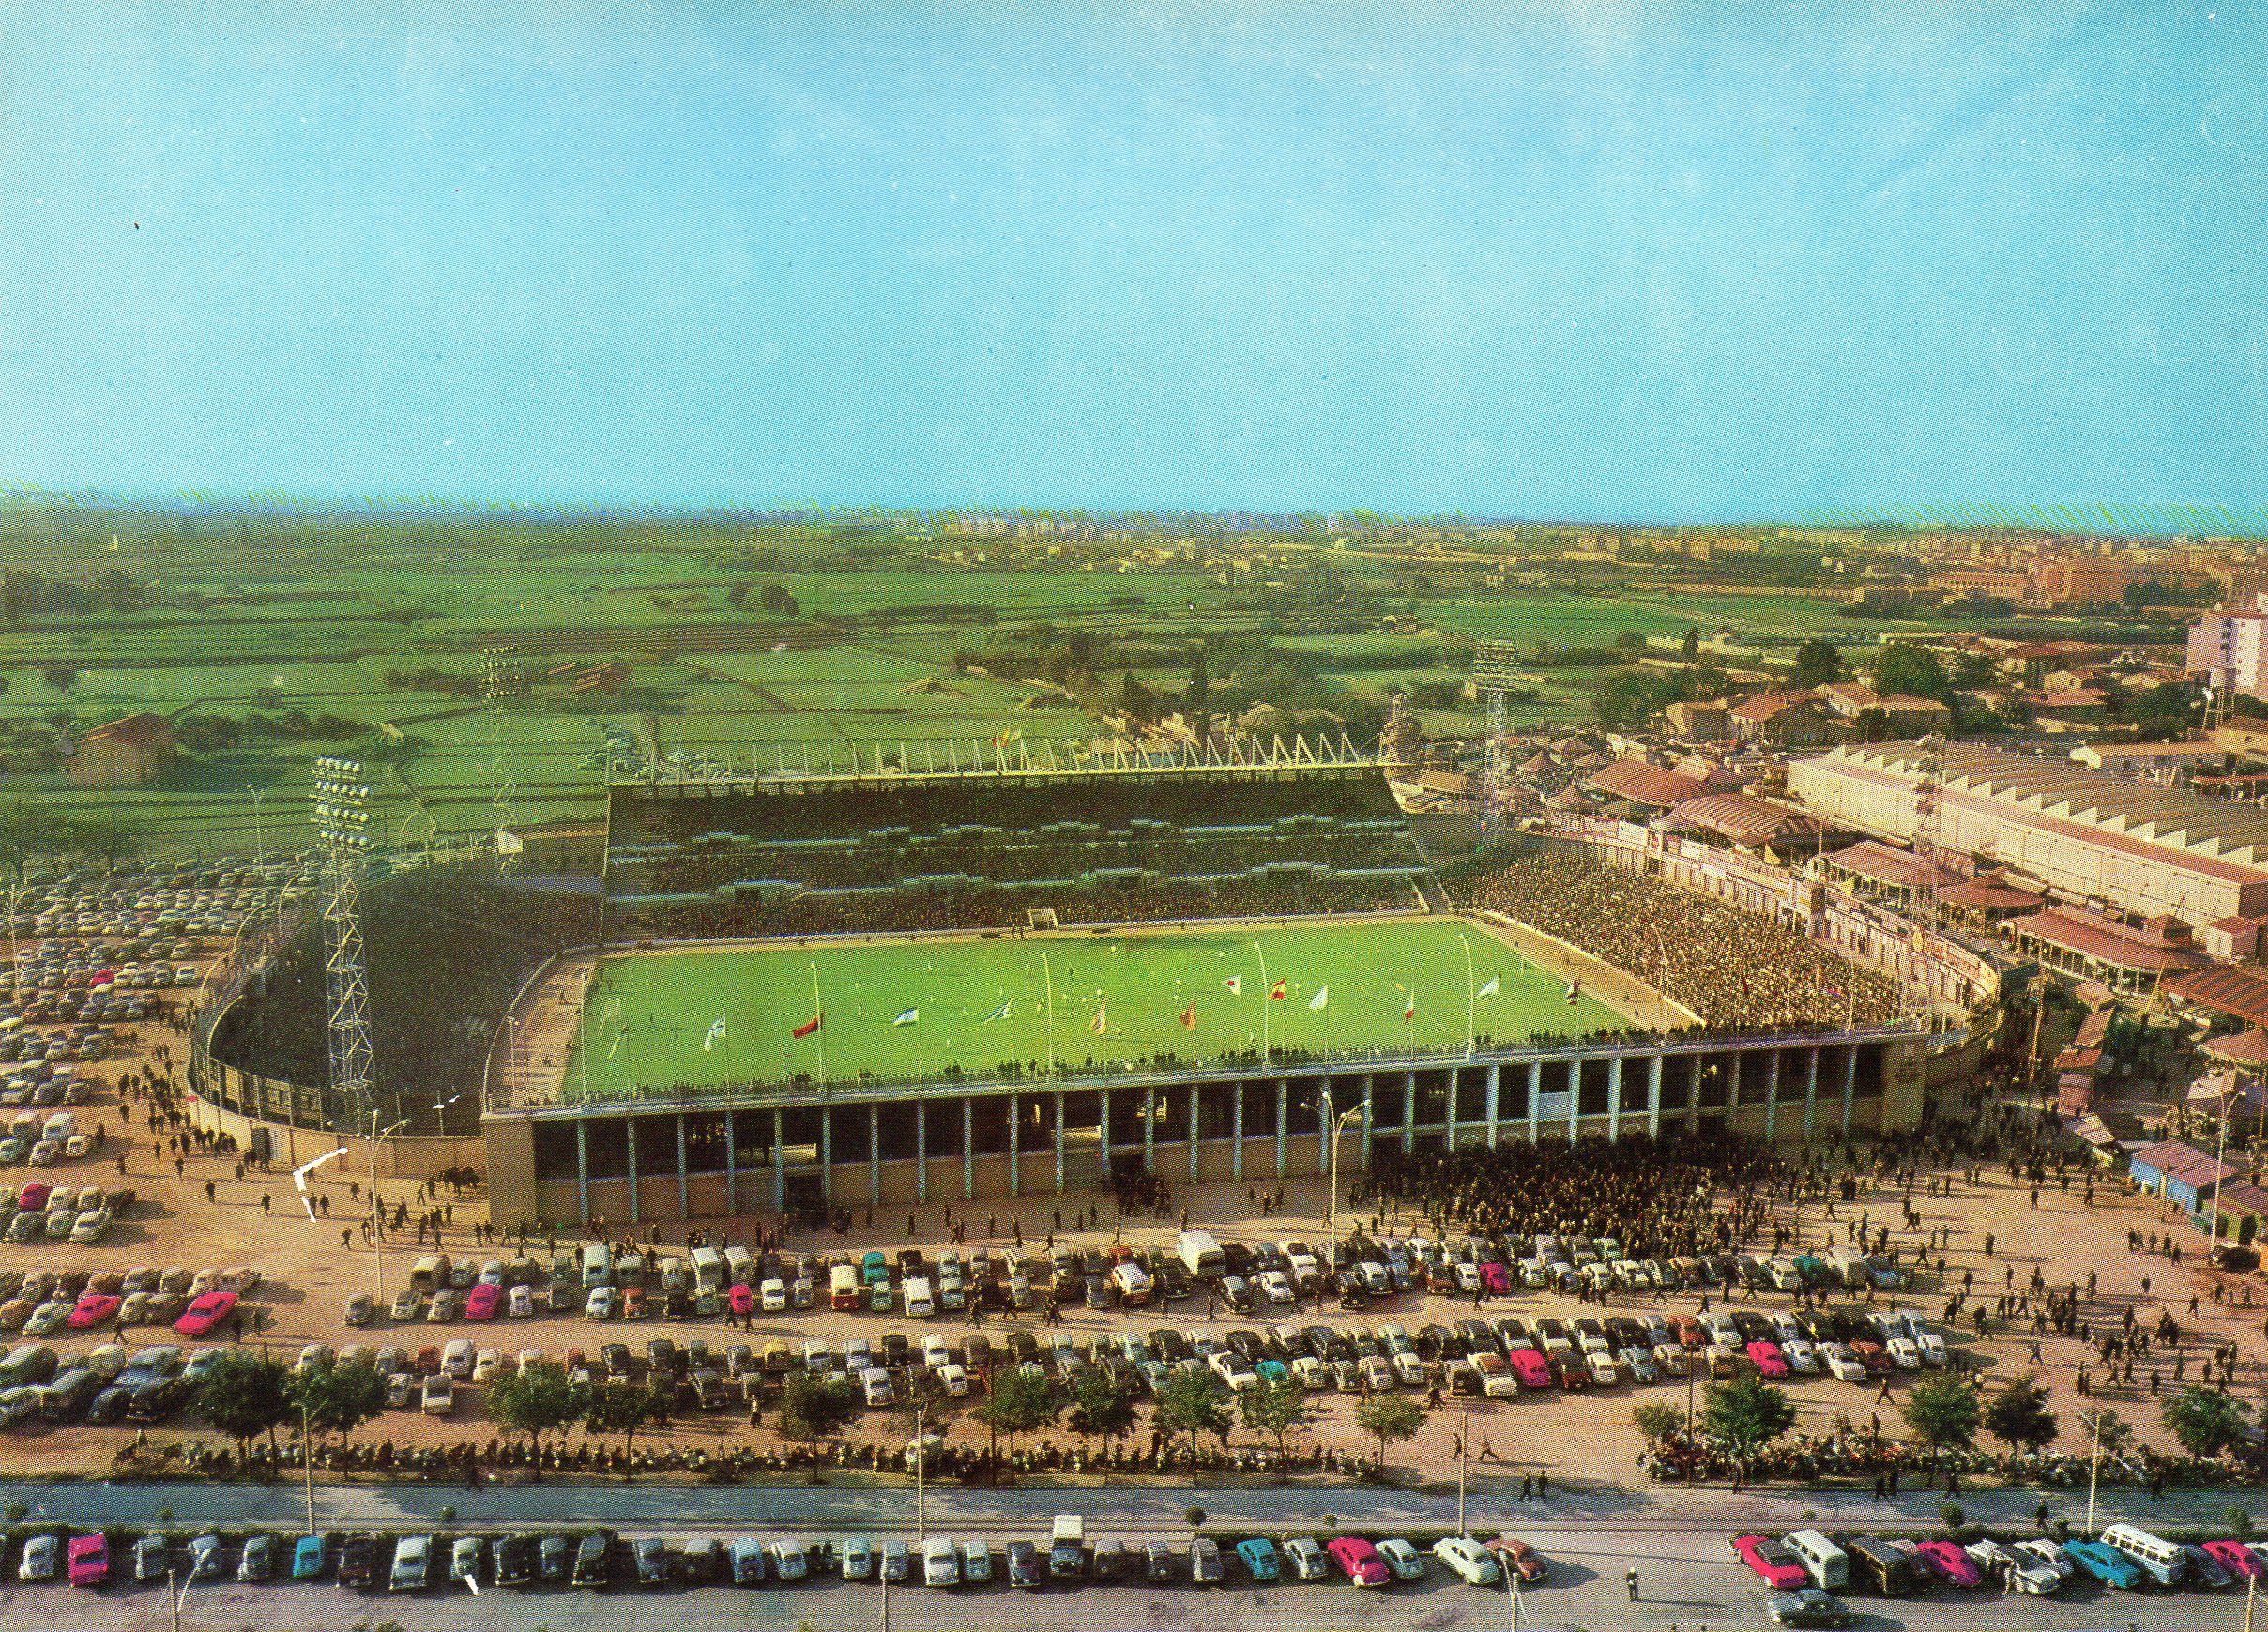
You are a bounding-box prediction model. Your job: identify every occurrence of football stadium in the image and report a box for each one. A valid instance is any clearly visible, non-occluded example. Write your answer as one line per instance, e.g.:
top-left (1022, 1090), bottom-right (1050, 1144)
top-left (433, 737), bottom-right (1951, 1228)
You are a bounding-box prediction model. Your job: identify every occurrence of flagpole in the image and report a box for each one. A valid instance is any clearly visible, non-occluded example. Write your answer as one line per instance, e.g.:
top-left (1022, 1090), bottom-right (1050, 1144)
top-left (1460, 934), bottom-right (1476, 1055)
top-left (1252, 939), bottom-right (1270, 1062)
top-left (1040, 950), bottom-right (1055, 1077)
top-left (809, 959), bottom-right (824, 1085)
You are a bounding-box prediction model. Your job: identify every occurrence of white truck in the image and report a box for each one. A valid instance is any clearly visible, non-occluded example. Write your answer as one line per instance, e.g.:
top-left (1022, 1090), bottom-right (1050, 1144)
top-left (1047, 1514), bottom-right (1087, 1579)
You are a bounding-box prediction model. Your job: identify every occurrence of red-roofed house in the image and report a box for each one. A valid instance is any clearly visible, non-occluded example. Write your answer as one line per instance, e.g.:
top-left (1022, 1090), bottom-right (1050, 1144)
top-left (1728, 693), bottom-right (1834, 748)
top-left (69, 712), bottom-right (175, 787)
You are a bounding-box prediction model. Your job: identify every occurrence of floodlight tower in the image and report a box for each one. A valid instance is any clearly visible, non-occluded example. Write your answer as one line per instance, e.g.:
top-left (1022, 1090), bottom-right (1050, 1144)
top-left (479, 646), bottom-right (525, 864)
top-left (1911, 731), bottom-right (1946, 929)
top-left (311, 756), bottom-right (377, 1124)
top-left (1471, 639), bottom-right (1523, 842)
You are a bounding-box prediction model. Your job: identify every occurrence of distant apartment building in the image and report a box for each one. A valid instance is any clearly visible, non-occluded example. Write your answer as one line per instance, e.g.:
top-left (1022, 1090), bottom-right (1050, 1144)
top-left (1932, 568), bottom-right (2029, 601)
top-left (2029, 559), bottom-right (2138, 607)
top-left (2187, 593), bottom-right (2268, 702)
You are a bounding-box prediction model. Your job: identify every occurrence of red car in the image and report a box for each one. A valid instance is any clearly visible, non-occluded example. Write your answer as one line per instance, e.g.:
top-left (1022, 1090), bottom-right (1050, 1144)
top-left (2204, 1539), bottom-right (2266, 1579)
top-left (1910, 1540), bottom-right (1981, 1587)
top-left (67, 1533), bottom-right (107, 1587)
top-left (17, 1182), bottom-right (52, 1213)
top-left (67, 1291), bottom-right (121, 1330)
top-left (1327, 1537), bottom-right (1390, 1586)
top-left (727, 1283), bottom-right (755, 1319)
top-left (464, 1284), bottom-right (500, 1321)
top-left (173, 1289), bottom-right (237, 1336)
top-left (1730, 1534), bottom-right (1806, 1591)
top-left (1507, 1350), bottom-right (1552, 1390)
top-left (1744, 1340), bottom-right (1789, 1379)
top-left (1850, 1339), bottom-right (1892, 1374)
top-left (1554, 1357), bottom-right (1589, 1391)
top-left (1479, 1262), bottom-right (1512, 1294)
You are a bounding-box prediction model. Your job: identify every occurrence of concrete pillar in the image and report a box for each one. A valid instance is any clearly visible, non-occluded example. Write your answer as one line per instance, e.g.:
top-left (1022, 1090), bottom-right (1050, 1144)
top-left (1143, 1086), bottom-right (1156, 1173)
top-left (819, 1109), bottom-right (832, 1206)
top-left (625, 1117), bottom-right (640, 1222)
top-left (1054, 1091), bottom-right (1066, 1195)
top-left (677, 1113), bottom-right (690, 1219)
top-left (1762, 1050), bottom-right (1781, 1143)
top-left (1231, 1080), bottom-right (1245, 1182)
top-left (1188, 1083), bottom-right (1201, 1184)
top-left (914, 1098), bottom-right (927, 1205)
top-left (1606, 1056), bottom-right (1623, 1142)
top-left (1401, 1070), bottom-right (1417, 1155)
top-left (1275, 1078), bottom-right (1289, 1179)
top-left (1360, 1074), bottom-right (1376, 1167)
top-left (1528, 1060), bottom-right (1544, 1143)
top-left (1008, 1091), bottom-right (1020, 1197)
top-left (1803, 1046), bottom-right (1820, 1143)
top-left (723, 1108), bottom-right (737, 1214)
top-left (869, 1104), bottom-right (883, 1206)
top-left (1841, 1046), bottom-right (1858, 1136)
top-left (771, 1108), bottom-right (785, 1211)
top-left (1484, 1063), bottom-right (1500, 1148)
top-left (1647, 1053), bottom-right (1664, 1138)
top-left (574, 1120), bottom-right (589, 1225)
top-left (1098, 1088), bottom-right (1111, 1182)
top-left (1444, 1069), bottom-right (1459, 1148)
top-left (961, 1096), bottom-right (974, 1203)
top-left (1567, 1063), bottom-right (1580, 1143)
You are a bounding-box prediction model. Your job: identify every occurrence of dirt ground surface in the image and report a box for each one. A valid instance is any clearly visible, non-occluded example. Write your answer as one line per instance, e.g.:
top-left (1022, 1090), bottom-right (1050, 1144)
top-left (5, 976), bottom-right (2262, 1498)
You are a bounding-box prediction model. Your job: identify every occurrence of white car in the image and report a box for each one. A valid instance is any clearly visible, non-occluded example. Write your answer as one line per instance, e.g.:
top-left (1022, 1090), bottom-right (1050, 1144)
top-left (1969, 1537), bottom-right (2063, 1595)
top-left (1392, 1350), bottom-right (1428, 1388)
top-left (507, 1284), bottom-right (534, 1318)
top-left (935, 1362), bottom-right (969, 1397)
top-left (760, 1278), bottom-right (787, 1312)
top-left (1651, 1343), bottom-right (1689, 1378)
top-left (1781, 1337), bottom-right (1819, 1374)
top-left (441, 1338), bottom-right (474, 1379)
top-left (1431, 1535), bottom-right (1500, 1585)
top-left (1820, 1343), bottom-right (1867, 1382)
top-left (2010, 1539), bottom-right (2077, 1583)
top-left (921, 1335), bottom-right (953, 1371)
top-left (472, 1348), bottom-right (501, 1383)
top-left (1283, 1536), bottom-right (1330, 1579)
top-left (1259, 1270), bottom-right (1295, 1305)
top-left (1208, 1352), bottom-right (1258, 1392)
top-left (584, 1286), bottom-right (615, 1319)
top-left (860, 1366), bottom-right (894, 1407)
top-left (1290, 1354), bottom-right (1327, 1390)
top-left (1886, 1336), bottom-right (1923, 1370)
top-left (1914, 1331), bottom-right (1948, 1367)
top-left (1617, 1345), bottom-right (1657, 1382)
top-left (1376, 1538), bottom-right (1426, 1581)
top-left (1584, 1351), bottom-right (1619, 1387)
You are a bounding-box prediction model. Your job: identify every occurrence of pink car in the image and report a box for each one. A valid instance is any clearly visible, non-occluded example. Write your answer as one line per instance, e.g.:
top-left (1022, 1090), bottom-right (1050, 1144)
top-left (1910, 1540), bottom-right (1981, 1587)
top-left (464, 1283), bottom-right (500, 1320)
top-left (1744, 1340), bottom-right (1788, 1378)
top-left (17, 1182), bottom-right (52, 1213)
top-left (2204, 1539), bottom-right (2265, 1579)
top-left (1479, 1262), bottom-right (1512, 1294)
top-left (67, 1533), bottom-right (107, 1587)
top-left (1327, 1537), bottom-right (1390, 1586)
top-left (1730, 1534), bottom-right (1806, 1591)
top-left (173, 1289), bottom-right (237, 1336)
top-left (727, 1283), bottom-right (754, 1319)
top-left (67, 1291), bottom-right (121, 1330)
top-left (1507, 1349), bottom-right (1552, 1390)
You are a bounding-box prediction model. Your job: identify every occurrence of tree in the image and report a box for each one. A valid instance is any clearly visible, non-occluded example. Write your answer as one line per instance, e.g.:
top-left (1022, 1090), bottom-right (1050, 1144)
top-left (1354, 1393), bottom-right (1425, 1473)
top-left (1631, 1402), bottom-right (1683, 1441)
top-left (1983, 1373), bottom-right (2059, 1453)
top-left (775, 1372), bottom-right (860, 1465)
top-left (1150, 1367), bottom-right (1230, 1467)
top-left (757, 582), bottom-right (799, 616)
top-left (194, 1349), bottom-right (291, 1462)
top-left (1867, 642), bottom-right (1951, 702)
top-left (2162, 1386), bottom-right (2252, 1459)
top-left (1239, 1375), bottom-right (1316, 1467)
top-left (1902, 1372), bottom-right (1982, 1482)
top-left (1701, 1376), bottom-right (1797, 1480)
top-left (1187, 645), bottom-right (1210, 717)
top-left (484, 1359), bottom-right (587, 1455)
top-left (973, 1365), bottom-right (1060, 1459)
top-left (287, 1359), bottom-right (388, 1449)
top-left (1067, 1370), bottom-right (1137, 1448)
top-left (1792, 638), bottom-right (1842, 687)
top-left (1681, 625), bottom-right (1701, 661)
top-left (584, 1378), bottom-right (666, 1452)
top-left (40, 663), bottom-right (76, 694)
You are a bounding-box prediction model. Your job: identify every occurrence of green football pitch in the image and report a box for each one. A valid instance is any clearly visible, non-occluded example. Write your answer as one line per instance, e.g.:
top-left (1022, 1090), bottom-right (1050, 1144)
top-left (561, 916), bottom-right (1635, 1095)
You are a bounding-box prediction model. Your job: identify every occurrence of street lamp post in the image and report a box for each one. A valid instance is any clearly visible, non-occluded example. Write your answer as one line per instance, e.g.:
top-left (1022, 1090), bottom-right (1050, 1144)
top-left (366, 1109), bottom-right (411, 1307)
top-left (2080, 1408), bottom-right (2107, 1535)
top-left (1320, 1093), bottom-right (1364, 1277)
top-left (1500, 1547), bottom-right (1522, 1631)
top-left (1457, 1402), bottom-right (1470, 1534)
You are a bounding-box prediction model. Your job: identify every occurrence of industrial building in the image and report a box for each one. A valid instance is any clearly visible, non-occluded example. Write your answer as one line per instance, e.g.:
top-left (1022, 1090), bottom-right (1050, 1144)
top-left (1787, 741), bottom-right (2268, 929)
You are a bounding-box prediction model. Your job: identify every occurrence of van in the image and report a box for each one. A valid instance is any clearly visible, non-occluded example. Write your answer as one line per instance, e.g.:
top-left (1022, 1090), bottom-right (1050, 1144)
top-left (2101, 1523), bottom-right (2187, 1587)
top-left (1823, 1248), bottom-right (1871, 1289)
top-left (41, 1112), bottom-right (76, 1145)
top-left (1176, 1230), bottom-right (1226, 1280)
top-left (903, 1275), bottom-right (935, 1319)
top-left (722, 1245), bottom-right (753, 1287)
top-left (1782, 1530), bottom-right (1849, 1592)
top-left (1840, 1535), bottom-right (1914, 1596)
top-left (409, 1256), bottom-right (449, 1296)
top-left (581, 1243), bottom-right (612, 1289)
top-left (684, 1243), bottom-right (721, 1298)
top-left (830, 1263), bottom-right (861, 1310)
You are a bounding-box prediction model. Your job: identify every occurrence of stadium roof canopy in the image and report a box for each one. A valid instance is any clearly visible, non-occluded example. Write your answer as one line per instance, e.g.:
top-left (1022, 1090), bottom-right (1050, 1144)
top-left (1823, 839), bottom-right (1960, 892)
top-left (1665, 792), bottom-right (1823, 849)
top-left (2166, 963), bottom-right (2268, 1028)
top-left (1585, 758), bottom-right (1709, 810)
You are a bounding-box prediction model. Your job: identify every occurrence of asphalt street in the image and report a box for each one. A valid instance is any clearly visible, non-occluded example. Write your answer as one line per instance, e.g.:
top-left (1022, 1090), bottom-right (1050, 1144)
top-left (0, 1478), bottom-right (2254, 1629)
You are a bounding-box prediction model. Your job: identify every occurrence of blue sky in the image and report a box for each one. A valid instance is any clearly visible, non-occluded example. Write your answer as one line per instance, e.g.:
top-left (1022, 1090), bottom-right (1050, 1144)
top-left (0, 1), bottom-right (2261, 520)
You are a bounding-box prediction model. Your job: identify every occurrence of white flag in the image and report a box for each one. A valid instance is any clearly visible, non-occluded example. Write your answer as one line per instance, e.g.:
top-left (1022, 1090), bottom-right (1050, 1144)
top-left (1308, 985), bottom-right (1330, 1011)
top-left (703, 1017), bottom-right (727, 1052)
top-left (1475, 975), bottom-right (1499, 999)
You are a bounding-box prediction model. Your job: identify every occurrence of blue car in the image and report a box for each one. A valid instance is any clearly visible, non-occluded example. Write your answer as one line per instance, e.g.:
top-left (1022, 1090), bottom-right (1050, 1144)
top-left (1236, 1538), bottom-right (1281, 1582)
top-left (2062, 1540), bottom-right (2143, 1590)
top-left (292, 1534), bottom-right (327, 1579)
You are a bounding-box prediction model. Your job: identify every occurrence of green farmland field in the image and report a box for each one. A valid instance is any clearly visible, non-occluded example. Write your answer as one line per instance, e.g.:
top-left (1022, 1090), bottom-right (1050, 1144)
top-left (562, 914), bottom-right (1633, 1095)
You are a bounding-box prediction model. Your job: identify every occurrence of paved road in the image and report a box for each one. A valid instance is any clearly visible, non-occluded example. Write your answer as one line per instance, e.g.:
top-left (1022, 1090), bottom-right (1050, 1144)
top-left (0, 1478), bottom-right (2254, 1629)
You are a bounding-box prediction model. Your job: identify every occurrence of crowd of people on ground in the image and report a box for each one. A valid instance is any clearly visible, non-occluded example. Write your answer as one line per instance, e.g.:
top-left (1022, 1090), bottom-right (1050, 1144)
top-left (1456, 850), bottom-right (1903, 1030)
